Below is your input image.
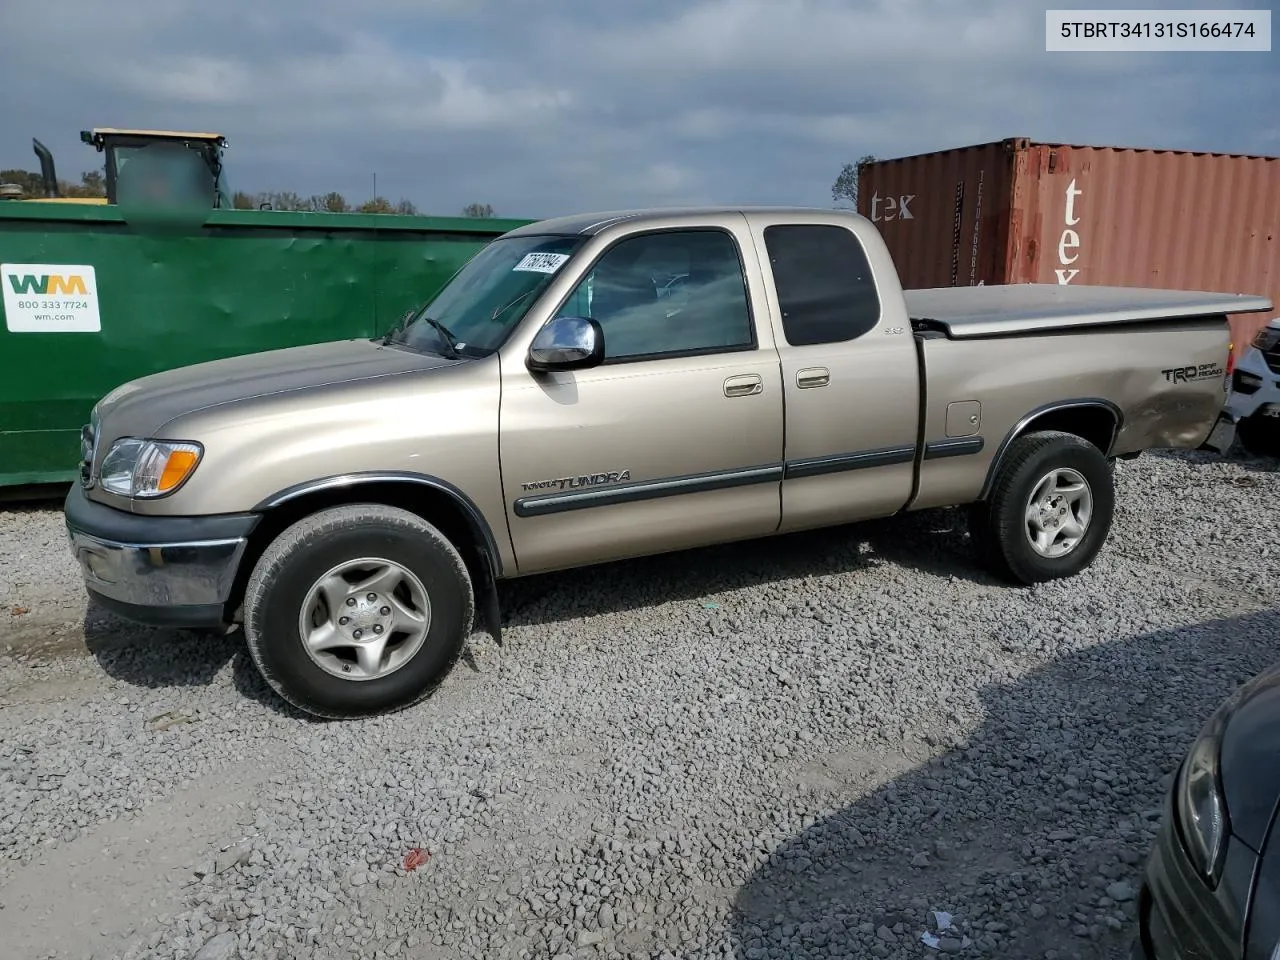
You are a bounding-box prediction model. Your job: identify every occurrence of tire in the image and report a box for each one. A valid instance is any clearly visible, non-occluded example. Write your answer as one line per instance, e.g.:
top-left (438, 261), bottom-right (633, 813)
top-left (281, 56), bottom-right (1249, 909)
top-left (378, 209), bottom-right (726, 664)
top-left (1236, 413), bottom-right (1280, 458)
top-left (968, 430), bottom-right (1115, 585)
top-left (243, 504), bottom-right (474, 719)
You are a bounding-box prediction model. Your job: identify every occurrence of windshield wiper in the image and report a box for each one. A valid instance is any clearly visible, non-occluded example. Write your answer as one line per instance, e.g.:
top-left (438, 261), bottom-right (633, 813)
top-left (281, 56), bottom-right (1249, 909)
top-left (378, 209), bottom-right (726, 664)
top-left (380, 308), bottom-right (416, 346)
top-left (419, 316), bottom-right (462, 359)
top-left (381, 310), bottom-right (462, 359)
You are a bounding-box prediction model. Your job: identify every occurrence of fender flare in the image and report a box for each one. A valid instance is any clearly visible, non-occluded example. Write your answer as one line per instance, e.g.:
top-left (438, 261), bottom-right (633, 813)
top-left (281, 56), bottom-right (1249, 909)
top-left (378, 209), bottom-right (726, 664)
top-left (253, 471), bottom-right (506, 643)
top-left (978, 398), bottom-right (1123, 501)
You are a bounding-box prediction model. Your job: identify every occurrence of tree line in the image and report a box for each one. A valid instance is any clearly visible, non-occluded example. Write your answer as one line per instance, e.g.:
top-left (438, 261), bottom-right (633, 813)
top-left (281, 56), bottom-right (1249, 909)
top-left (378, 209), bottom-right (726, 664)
top-left (7, 154), bottom-right (876, 216)
top-left (0, 167), bottom-right (498, 218)
top-left (233, 191), bottom-right (498, 218)
top-left (0, 168), bottom-right (106, 199)
top-left (831, 154), bottom-right (877, 208)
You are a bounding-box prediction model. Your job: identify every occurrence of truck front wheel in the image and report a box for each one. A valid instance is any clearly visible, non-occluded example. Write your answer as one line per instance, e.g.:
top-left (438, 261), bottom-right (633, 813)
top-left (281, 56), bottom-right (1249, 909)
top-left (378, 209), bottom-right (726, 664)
top-left (968, 430), bottom-right (1115, 585)
top-left (243, 504), bottom-right (474, 719)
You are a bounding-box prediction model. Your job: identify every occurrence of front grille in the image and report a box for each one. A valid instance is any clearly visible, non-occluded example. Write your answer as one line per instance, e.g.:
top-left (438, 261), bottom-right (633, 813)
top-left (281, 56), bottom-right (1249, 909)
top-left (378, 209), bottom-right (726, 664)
top-left (79, 423), bottom-right (96, 487)
top-left (1263, 346), bottom-right (1280, 375)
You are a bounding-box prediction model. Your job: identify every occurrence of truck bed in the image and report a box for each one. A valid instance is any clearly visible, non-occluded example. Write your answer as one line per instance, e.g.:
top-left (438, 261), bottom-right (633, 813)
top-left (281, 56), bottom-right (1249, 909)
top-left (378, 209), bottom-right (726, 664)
top-left (905, 284), bottom-right (1273, 339)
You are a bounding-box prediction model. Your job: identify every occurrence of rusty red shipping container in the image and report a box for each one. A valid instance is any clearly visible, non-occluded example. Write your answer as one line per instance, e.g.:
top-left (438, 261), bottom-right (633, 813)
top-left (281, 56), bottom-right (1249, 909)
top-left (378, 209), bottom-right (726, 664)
top-left (858, 138), bottom-right (1280, 357)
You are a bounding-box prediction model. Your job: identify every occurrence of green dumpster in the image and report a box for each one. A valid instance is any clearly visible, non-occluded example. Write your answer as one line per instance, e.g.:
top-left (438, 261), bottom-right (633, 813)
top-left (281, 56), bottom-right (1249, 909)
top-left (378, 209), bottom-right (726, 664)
top-left (0, 202), bottom-right (532, 486)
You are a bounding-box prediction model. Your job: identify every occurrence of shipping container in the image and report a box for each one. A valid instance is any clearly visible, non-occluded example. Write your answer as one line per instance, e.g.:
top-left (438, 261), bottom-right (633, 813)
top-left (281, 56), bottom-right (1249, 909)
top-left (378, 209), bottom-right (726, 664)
top-left (0, 203), bottom-right (532, 487)
top-left (858, 138), bottom-right (1279, 358)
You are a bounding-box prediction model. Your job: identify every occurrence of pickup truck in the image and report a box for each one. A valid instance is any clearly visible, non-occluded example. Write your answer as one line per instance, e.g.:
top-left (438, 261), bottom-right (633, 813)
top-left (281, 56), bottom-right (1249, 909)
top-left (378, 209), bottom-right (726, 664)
top-left (63, 206), bottom-right (1273, 718)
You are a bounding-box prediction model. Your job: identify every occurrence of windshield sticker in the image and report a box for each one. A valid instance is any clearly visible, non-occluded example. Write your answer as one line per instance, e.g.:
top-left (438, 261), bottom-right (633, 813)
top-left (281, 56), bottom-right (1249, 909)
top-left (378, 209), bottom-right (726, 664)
top-left (513, 252), bottom-right (570, 274)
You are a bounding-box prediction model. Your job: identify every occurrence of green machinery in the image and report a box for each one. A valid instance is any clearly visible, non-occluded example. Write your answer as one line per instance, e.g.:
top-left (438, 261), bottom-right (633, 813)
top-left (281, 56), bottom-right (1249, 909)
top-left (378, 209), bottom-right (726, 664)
top-left (26, 128), bottom-right (232, 207)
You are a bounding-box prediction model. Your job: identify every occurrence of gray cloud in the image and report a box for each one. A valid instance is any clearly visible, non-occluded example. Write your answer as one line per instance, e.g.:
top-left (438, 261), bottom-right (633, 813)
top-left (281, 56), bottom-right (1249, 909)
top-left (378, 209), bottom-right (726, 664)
top-left (1, 0), bottom-right (1274, 218)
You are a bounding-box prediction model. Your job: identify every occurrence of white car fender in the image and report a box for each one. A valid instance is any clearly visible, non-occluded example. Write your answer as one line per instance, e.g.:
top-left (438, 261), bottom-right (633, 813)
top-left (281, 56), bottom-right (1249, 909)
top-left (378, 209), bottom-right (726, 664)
top-left (1226, 323), bottom-right (1280, 421)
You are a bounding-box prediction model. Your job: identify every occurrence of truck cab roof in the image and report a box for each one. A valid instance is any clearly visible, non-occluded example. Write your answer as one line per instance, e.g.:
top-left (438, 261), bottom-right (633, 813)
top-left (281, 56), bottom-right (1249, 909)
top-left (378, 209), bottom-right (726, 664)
top-left (504, 205), bottom-right (868, 237)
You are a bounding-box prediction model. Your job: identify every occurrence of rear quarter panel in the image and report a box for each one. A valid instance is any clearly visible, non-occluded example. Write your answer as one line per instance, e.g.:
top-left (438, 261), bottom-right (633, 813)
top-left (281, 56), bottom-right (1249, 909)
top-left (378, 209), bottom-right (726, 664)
top-left (912, 316), bottom-right (1230, 510)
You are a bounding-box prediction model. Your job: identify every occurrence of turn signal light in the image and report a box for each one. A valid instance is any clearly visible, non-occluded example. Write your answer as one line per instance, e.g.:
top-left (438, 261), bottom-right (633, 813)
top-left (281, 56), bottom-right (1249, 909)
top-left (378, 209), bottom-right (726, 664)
top-left (159, 448), bottom-right (201, 492)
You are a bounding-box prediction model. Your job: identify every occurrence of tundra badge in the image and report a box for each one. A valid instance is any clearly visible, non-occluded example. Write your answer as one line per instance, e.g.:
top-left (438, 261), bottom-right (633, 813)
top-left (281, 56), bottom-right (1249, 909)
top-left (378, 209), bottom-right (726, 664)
top-left (521, 470), bottom-right (633, 492)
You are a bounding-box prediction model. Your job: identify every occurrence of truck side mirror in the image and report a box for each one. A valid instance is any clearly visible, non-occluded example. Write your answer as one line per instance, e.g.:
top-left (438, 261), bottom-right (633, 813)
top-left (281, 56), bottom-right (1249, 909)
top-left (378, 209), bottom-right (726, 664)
top-left (527, 316), bottom-right (605, 372)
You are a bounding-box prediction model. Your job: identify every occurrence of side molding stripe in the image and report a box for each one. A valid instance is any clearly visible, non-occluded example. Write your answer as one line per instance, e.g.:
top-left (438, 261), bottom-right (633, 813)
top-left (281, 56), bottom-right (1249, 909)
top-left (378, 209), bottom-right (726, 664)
top-left (514, 464), bottom-right (784, 518)
top-left (923, 437), bottom-right (985, 460)
top-left (513, 439), bottom-right (987, 518)
top-left (783, 445), bottom-right (917, 479)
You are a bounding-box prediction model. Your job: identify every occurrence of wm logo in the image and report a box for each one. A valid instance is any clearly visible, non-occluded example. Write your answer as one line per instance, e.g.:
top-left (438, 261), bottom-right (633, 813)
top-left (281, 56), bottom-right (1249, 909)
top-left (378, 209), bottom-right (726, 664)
top-left (7, 273), bottom-right (88, 295)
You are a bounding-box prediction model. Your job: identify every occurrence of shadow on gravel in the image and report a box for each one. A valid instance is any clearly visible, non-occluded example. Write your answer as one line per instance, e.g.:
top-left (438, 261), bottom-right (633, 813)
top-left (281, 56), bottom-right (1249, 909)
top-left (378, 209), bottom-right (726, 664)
top-left (730, 609), bottom-right (1280, 960)
top-left (860, 508), bottom-right (1005, 587)
top-left (81, 598), bottom-right (309, 719)
top-left (74, 507), bottom-right (992, 715)
top-left (1147, 445), bottom-right (1278, 476)
top-left (498, 506), bottom-right (997, 629)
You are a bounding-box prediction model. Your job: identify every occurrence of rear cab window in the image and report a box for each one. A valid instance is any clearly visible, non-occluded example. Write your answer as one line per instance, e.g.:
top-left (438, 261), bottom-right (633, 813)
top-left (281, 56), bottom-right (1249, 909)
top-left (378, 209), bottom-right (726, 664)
top-left (762, 224), bottom-right (881, 346)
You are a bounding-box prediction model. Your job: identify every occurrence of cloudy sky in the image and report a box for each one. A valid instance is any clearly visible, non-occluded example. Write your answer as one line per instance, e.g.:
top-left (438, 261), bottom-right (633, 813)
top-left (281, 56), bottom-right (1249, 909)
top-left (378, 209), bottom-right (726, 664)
top-left (1, 0), bottom-right (1274, 219)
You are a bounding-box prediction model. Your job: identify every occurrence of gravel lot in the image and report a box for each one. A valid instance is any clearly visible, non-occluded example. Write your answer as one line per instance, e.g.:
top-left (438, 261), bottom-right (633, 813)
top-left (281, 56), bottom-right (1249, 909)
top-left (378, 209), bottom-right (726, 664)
top-left (1, 447), bottom-right (1277, 960)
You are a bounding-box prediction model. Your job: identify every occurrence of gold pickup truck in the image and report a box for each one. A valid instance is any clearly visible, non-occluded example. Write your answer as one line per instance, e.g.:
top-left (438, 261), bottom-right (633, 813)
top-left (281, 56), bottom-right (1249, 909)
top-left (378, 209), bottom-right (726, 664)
top-left (64, 207), bottom-right (1272, 718)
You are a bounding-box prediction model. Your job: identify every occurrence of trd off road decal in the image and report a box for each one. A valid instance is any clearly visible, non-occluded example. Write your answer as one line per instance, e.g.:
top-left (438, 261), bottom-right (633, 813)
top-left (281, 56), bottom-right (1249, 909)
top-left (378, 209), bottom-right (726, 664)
top-left (1161, 362), bottom-right (1225, 383)
top-left (521, 470), bottom-right (632, 492)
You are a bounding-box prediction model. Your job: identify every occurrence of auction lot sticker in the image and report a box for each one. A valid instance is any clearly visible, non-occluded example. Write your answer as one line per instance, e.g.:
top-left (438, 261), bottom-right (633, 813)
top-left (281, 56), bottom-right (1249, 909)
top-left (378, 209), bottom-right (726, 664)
top-left (2, 263), bottom-right (101, 332)
top-left (513, 252), bottom-right (571, 274)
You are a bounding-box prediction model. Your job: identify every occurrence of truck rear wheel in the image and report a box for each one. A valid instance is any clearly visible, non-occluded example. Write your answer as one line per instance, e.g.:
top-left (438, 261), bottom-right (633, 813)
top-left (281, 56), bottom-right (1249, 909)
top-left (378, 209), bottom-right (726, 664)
top-left (243, 504), bottom-right (474, 719)
top-left (968, 430), bottom-right (1115, 585)
top-left (1236, 412), bottom-right (1280, 458)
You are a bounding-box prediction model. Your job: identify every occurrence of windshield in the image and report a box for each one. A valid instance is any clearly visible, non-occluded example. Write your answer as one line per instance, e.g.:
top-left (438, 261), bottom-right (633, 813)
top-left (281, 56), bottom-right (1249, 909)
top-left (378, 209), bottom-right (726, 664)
top-left (387, 234), bottom-right (586, 358)
top-left (114, 144), bottom-right (217, 208)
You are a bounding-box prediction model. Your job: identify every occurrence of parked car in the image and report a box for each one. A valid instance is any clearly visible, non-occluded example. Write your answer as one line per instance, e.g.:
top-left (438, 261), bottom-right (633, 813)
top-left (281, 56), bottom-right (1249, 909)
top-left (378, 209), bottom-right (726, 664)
top-left (1226, 319), bottom-right (1280, 457)
top-left (63, 206), bottom-right (1272, 718)
top-left (1135, 663), bottom-right (1280, 959)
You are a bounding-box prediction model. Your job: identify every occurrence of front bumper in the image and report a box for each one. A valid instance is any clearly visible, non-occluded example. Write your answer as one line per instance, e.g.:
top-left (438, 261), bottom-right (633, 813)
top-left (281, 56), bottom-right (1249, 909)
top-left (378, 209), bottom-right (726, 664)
top-left (63, 484), bottom-right (260, 628)
top-left (1199, 412), bottom-right (1239, 455)
top-left (1135, 785), bottom-right (1255, 960)
top-left (1226, 348), bottom-right (1280, 421)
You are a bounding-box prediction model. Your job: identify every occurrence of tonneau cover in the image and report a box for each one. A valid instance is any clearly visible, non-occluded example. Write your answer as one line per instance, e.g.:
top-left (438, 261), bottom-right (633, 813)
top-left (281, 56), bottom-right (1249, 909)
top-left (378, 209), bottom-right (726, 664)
top-left (905, 283), bottom-right (1274, 339)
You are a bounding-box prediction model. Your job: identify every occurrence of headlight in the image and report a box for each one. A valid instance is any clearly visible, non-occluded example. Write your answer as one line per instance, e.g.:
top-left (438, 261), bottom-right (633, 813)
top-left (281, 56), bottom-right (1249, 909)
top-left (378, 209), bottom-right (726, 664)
top-left (1253, 326), bottom-right (1280, 352)
top-left (99, 438), bottom-right (203, 498)
top-left (1175, 708), bottom-right (1231, 886)
top-left (1233, 371), bottom-right (1263, 394)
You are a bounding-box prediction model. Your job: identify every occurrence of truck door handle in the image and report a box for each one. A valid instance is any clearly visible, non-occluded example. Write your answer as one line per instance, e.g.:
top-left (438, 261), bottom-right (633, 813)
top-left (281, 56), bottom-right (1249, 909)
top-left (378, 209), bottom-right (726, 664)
top-left (797, 367), bottom-right (830, 389)
top-left (723, 374), bottom-right (763, 398)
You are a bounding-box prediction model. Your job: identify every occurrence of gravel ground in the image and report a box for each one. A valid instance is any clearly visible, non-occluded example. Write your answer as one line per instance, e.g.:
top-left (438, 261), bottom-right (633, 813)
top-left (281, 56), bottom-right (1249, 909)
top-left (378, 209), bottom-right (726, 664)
top-left (1, 447), bottom-right (1277, 960)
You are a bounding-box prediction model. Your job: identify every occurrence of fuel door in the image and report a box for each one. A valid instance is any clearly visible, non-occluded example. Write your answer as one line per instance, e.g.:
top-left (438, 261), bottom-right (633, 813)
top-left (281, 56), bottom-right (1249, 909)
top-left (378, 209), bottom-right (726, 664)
top-left (945, 400), bottom-right (982, 438)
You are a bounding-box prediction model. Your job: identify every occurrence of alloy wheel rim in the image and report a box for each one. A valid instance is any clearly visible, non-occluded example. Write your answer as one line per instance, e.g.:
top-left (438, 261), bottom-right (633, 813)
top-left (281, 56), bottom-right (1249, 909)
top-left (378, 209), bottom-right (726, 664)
top-left (1024, 468), bottom-right (1093, 559)
top-left (297, 557), bottom-right (432, 681)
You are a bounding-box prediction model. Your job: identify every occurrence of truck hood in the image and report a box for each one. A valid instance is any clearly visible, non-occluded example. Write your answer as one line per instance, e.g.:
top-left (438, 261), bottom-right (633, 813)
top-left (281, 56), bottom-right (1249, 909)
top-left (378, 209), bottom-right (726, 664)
top-left (1219, 661), bottom-right (1280, 851)
top-left (94, 339), bottom-right (460, 440)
